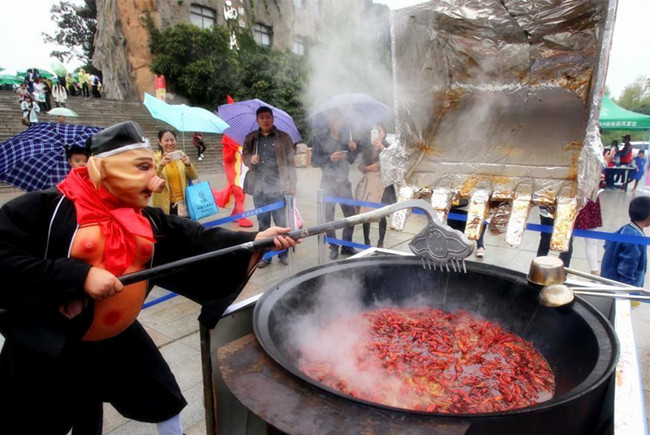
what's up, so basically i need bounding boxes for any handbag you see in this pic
[243,140,258,195]
[242,169,255,195]
[21,109,31,127]
[185,180,219,220]
[293,199,304,229]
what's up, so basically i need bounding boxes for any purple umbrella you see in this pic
[217,99,302,145]
[0,122,102,191]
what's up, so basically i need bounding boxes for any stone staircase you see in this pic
[0,90,225,191]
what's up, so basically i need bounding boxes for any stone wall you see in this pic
[92,0,369,101]
[94,0,160,100]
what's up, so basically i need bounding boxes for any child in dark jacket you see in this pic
[601,196,650,287]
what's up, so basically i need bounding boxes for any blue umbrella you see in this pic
[309,93,391,131]
[143,93,229,134]
[0,122,102,191]
[217,99,302,145]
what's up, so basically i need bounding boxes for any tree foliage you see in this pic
[43,1,98,73]
[145,20,309,136]
[146,20,240,108]
[616,76,650,116]
[601,76,650,145]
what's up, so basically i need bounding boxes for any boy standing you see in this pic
[601,196,650,287]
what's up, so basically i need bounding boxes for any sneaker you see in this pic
[364,239,371,246]
[237,217,254,227]
[257,259,271,268]
[279,256,289,265]
[475,247,485,258]
[340,247,359,256]
[329,246,339,260]
[198,156,203,161]
[200,153,205,159]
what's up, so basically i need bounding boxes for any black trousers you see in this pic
[253,191,286,231]
[194,141,206,158]
[0,321,186,434]
[536,215,573,267]
[322,179,355,245]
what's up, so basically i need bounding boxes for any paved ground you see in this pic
[0,165,648,434]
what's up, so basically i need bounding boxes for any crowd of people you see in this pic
[14,68,102,126]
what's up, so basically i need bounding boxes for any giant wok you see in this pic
[254,257,618,435]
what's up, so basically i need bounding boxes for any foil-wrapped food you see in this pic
[382,0,616,251]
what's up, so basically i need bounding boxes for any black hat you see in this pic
[87,121,151,157]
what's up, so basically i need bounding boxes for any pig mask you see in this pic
[85,121,165,209]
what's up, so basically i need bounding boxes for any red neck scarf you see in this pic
[57,167,155,276]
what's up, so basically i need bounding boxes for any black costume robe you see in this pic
[0,189,257,433]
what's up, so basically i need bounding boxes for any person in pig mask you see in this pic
[0,121,296,434]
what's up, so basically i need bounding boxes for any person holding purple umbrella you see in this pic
[242,106,297,268]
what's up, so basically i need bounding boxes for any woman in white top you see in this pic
[52,81,68,107]
[20,94,40,126]
[32,78,46,112]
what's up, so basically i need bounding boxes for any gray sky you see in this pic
[0,0,648,99]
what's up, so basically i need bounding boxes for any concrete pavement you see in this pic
[0,165,647,433]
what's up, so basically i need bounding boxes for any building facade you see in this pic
[93,0,374,100]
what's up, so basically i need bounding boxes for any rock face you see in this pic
[93,0,158,100]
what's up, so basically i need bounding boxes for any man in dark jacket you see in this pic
[242,106,297,267]
[0,121,296,435]
[311,109,360,259]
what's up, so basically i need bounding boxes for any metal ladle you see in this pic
[538,283,650,308]
[529,256,650,307]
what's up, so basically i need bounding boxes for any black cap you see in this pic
[87,121,151,157]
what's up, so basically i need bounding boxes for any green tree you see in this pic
[146,20,240,108]
[145,21,309,137]
[616,76,650,115]
[235,33,309,135]
[601,77,650,146]
[42,1,98,73]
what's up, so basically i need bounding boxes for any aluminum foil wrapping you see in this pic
[551,197,579,252]
[430,187,454,223]
[386,0,617,248]
[391,185,417,231]
[465,189,490,240]
[489,202,511,235]
[506,190,532,247]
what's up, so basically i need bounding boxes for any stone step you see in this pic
[0,90,229,191]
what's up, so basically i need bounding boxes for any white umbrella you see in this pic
[47,108,79,118]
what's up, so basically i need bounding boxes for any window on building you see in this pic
[190,4,216,29]
[292,36,306,55]
[254,23,273,47]
[293,0,304,8]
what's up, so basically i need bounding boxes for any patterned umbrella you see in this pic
[0,122,102,191]
[217,99,302,145]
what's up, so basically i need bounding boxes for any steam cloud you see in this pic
[305,2,393,132]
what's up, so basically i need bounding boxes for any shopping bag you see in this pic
[293,200,304,229]
[185,180,218,220]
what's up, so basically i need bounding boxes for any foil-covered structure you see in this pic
[383,0,617,251]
